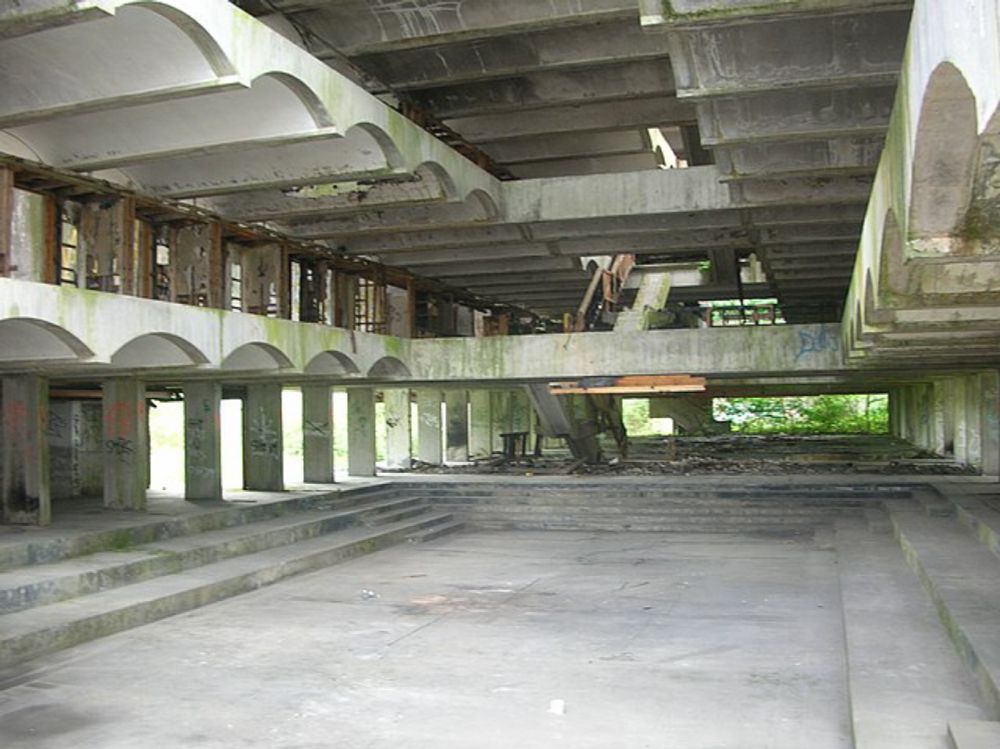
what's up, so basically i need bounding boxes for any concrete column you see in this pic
[930,381,948,455]
[416,389,443,465]
[78,402,104,496]
[469,390,492,458]
[445,390,469,462]
[953,377,969,465]
[915,384,932,451]
[302,385,335,483]
[490,390,514,453]
[980,371,1000,478]
[384,389,412,470]
[887,389,901,438]
[2,376,51,525]
[347,388,376,476]
[242,383,283,491]
[49,401,80,501]
[966,374,983,469]
[184,382,222,501]
[102,379,147,511]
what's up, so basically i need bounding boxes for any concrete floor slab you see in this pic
[0,530,850,748]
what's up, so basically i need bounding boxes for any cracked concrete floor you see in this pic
[0,530,850,748]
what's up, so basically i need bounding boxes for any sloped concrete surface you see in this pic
[0,530,850,748]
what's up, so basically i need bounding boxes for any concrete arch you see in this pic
[909,62,979,238]
[415,161,459,201]
[222,342,294,372]
[251,71,334,129]
[0,2,234,125]
[465,189,501,221]
[863,268,893,325]
[19,73,337,172]
[878,209,911,300]
[111,333,209,369]
[367,356,411,379]
[346,122,406,172]
[305,350,361,376]
[126,2,237,77]
[0,318,93,362]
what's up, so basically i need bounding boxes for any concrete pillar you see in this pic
[2,376,51,524]
[49,401,80,501]
[102,379,148,511]
[953,378,969,465]
[980,371,1000,478]
[445,390,469,462]
[490,391,514,453]
[347,388,376,476]
[887,389,901,438]
[78,402,104,496]
[966,374,983,469]
[469,390,492,458]
[416,389,443,465]
[242,383,283,491]
[930,380,948,455]
[302,385,334,483]
[184,382,222,501]
[915,384,932,451]
[384,389,412,470]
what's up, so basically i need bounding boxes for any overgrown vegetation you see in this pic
[713,394,889,434]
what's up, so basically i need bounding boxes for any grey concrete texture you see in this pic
[0,529,852,748]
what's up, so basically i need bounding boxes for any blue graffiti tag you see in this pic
[796,326,838,360]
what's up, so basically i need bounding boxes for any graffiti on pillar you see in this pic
[105,436,134,459]
[103,400,143,436]
[186,416,206,464]
[249,407,280,461]
[795,326,838,360]
[46,410,68,439]
[304,419,330,439]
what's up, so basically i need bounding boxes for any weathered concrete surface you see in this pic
[0,530,851,748]
[409,323,843,381]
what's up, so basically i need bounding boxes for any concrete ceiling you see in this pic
[1,0,914,324]
[234,0,913,323]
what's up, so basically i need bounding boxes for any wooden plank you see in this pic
[549,374,706,395]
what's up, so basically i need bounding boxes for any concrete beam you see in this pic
[349,21,669,89]
[445,96,696,142]
[667,10,910,98]
[284,0,638,55]
[411,60,676,119]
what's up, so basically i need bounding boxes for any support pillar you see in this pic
[966,374,983,469]
[302,385,335,483]
[469,390,493,458]
[347,388,376,476]
[2,376,50,524]
[384,389,412,470]
[416,389,443,465]
[242,383,283,491]
[184,382,222,501]
[953,378,969,465]
[444,390,469,462]
[102,379,147,511]
[931,381,948,455]
[490,391,514,454]
[980,371,1000,478]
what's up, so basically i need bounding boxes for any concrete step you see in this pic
[887,502,1000,717]
[835,518,986,749]
[406,519,464,544]
[435,501,840,518]
[946,489,1000,563]
[467,517,822,533]
[0,495,427,615]
[0,510,457,669]
[949,721,1000,748]
[0,484,410,572]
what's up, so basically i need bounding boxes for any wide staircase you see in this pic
[426,480,915,534]
[835,482,1000,748]
[0,484,459,670]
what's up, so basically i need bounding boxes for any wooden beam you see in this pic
[549,375,707,395]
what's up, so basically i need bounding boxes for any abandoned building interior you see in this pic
[0,0,999,746]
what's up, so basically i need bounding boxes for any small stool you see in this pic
[499,431,529,461]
